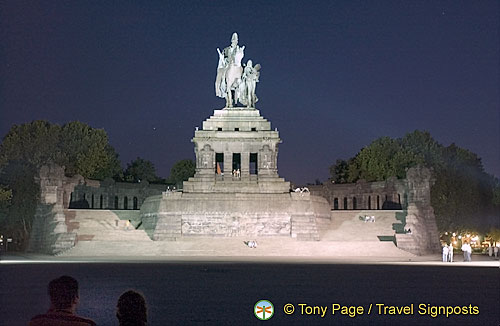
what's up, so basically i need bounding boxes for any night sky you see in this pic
[1,1,498,184]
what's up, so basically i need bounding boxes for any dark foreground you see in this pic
[0,262,498,325]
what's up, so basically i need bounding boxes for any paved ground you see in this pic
[1,253,499,325]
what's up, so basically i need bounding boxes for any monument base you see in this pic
[140,191,331,241]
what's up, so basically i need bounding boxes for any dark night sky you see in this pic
[1,1,498,184]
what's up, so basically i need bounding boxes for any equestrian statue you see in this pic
[215,33,260,108]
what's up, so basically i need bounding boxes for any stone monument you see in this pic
[28,164,76,254]
[395,166,441,254]
[140,33,331,241]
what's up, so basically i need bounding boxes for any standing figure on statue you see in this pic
[242,59,260,108]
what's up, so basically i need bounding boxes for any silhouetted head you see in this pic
[117,290,147,326]
[48,275,79,310]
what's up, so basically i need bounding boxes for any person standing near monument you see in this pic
[461,242,472,262]
[461,242,468,261]
[467,243,472,261]
[29,275,96,326]
[442,244,449,262]
[448,243,454,262]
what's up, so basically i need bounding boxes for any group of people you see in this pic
[245,240,258,248]
[232,168,241,178]
[487,244,499,258]
[441,243,455,262]
[29,275,147,326]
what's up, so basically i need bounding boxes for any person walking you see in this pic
[461,242,469,262]
[494,245,499,259]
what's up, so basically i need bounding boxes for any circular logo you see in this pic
[254,300,274,320]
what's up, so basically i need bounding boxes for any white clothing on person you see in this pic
[448,244,454,262]
[461,243,472,262]
[442,245,449,262]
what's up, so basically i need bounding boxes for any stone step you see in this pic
[61,238,415,257]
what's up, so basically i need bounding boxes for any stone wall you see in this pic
[28,165,76,254]
[28,164,167,254]
[309,166,441,255]
[140,191,331,241]
[309,177,407,211]
[68,178,166,210]
[395,166,441,254]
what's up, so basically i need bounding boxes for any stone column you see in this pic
[241,152,250,180]
[224,152,232,176]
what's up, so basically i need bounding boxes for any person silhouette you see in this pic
[116,290,148,326]
[29,275,96,326]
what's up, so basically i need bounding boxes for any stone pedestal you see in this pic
[141,191,330,241]
[185,108,286,192]
[142,107,331,241]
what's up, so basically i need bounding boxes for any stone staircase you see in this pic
[58,209,415,259]
[321,210,402,241]
[62,209,157,256]
[152,214,182,241]
[291,215,320,241]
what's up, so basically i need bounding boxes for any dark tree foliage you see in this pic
[124,157,160,183]
[0,120,62,169]
[329,159,350,183]
[167,159,195,188]
[59,121,122,179]
[0,120,123,248]
[0,161,38,250]
[0,120,122,180]
[329,130,499,233]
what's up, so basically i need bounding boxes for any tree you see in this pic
[0,120,122,180]
[0,161,38,250]
[329,159,350,183]
[329,130,498,233]
[123,157,159,183]
[0,120,62,169]
[431,144,495,233]
[0,120,124,249]
[59,121,122,179]
[167,159,195,187]
[0,186,12,209]
[346,137,419,182]
[488,228,500,245]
